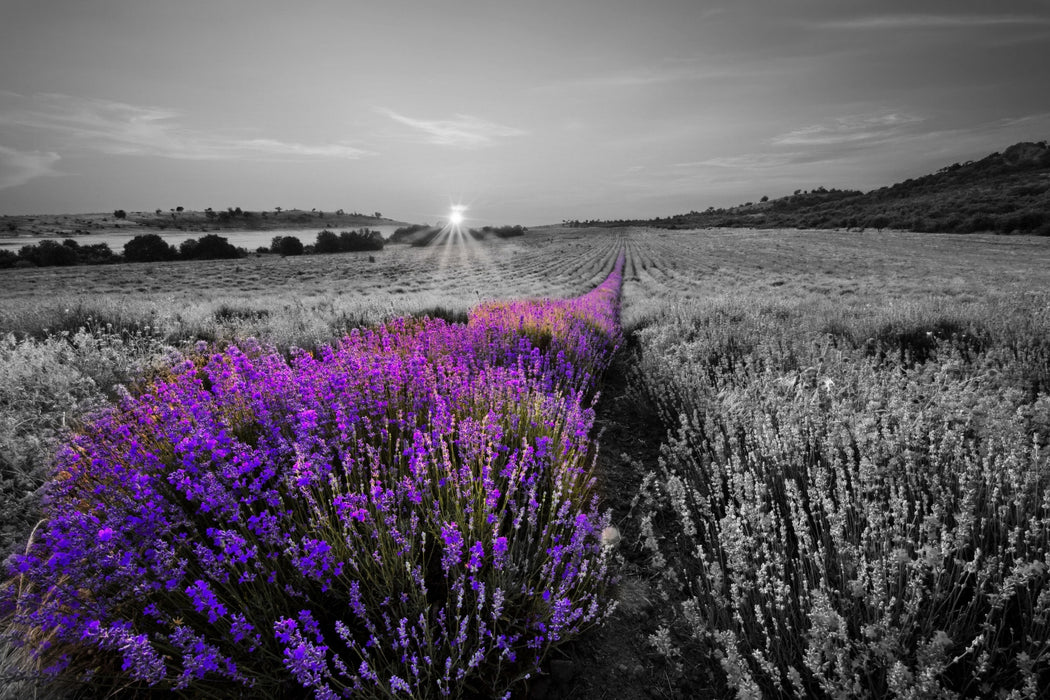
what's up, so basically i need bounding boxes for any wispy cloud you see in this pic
[772,112,925,147]
[0,92,372,160]
[536,58,777,93]
[0,144,60,189]
[812,14,1050,31]
[679,153,799,170]
[542,67,726,91]
[379,109,526,148]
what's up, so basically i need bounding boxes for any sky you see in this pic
[1,0,1049,226]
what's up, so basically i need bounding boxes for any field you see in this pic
[2,226,1050,697]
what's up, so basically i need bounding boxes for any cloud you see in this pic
[536,59,775,93]
[772,112,925,147]
[680,153,798,170]
[379,109,526,147]
[812,14,1050,31]
[0,144,60,189]
[0,92,372,161]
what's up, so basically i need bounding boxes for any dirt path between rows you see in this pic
[523,340,717,700]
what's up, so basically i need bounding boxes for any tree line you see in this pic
[0,228,387,269]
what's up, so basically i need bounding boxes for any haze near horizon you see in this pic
[1,0,1049,226]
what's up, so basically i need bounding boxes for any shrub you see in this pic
[0,324,174,559]
[631,299,1050,697]
[77,242,118,265]
[123,234,177,263]
[17,240,79,267]
[337,229,384,252]
[270,235,305,257]
[314,229,342,254]
[3,256,627,697]
[180,234,243,261]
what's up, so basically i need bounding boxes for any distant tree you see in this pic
[176,206,184,213]
[314,229,342,254]
[113,209,127,219]
[0,249,18,269]
[868,215,891,232]
[19,239,79,267]
[182,234,242,260]
[274,206,283,215]
[179,238,199,259]
[270,235,304,257]
[124,234,177,263]
[78,242,117,265]
[155,208,163,215]
[760,195,769,203]
[338,229,384,251]
[374,211,382,219]
[481,225,527,238]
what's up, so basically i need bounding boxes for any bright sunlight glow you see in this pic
[449,206,466,226]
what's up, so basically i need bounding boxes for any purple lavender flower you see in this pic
[5,251,626,697]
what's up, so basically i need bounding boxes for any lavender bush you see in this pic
[631,295,1050,697]
[3,255,625,697]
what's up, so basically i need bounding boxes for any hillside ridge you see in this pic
[571,141,1050,235]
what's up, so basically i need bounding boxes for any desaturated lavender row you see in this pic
[3,253,625,698]
[630,295,1050,697]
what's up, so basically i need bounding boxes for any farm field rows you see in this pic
[619,227,1050,327]
[3,226,1050,697]
[616,227,1050,698]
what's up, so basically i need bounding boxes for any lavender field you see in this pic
[2,227,1050,698]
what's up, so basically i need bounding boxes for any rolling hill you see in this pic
[573,141,1050,235]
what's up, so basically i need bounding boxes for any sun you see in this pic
[449,205,466,226]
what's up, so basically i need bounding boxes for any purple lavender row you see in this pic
[4,252,626,698]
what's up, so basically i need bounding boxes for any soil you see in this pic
[521,341,719,700]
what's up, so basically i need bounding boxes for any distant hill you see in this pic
[1,208,407,239]
[573,141,1050,235]
[132,207,404,232]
